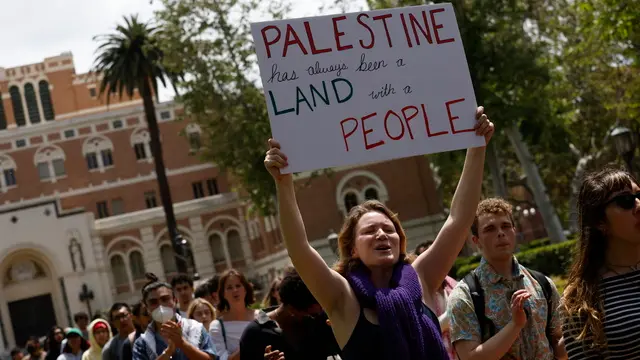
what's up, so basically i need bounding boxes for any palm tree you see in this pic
[93,15,188,273]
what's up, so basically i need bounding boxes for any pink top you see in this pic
[433,276,458,360]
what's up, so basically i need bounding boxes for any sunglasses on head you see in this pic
[606,192,640,210]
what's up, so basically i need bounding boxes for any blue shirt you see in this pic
[132,314,217,360]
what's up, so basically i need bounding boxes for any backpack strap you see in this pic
[218,318,228,350]
[463,270,497,342]
[527,268,555,349]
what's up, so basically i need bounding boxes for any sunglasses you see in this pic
[606,192,640,210]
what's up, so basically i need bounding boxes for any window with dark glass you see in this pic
[101,149,113,167]
[112,119,123,129]
[344,193,358,212]
[188,132,201,150]
[192,182,205,199]
[89,88,97,98]
[24,83,41,124]
[9,86,25,127]
[15,139,26,148]
[364,188,379,200]
[86,153,99,170]
[0,92,7,130]
[39,81,55,121]
[97,201,109,218]
[144,191,157,209]
[134,143,147,160]
[4,169,16,187]
[160,111,171,120]
[64,129,75,138]
[206,178,219,196]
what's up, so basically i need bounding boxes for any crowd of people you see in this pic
[9,106,640,359]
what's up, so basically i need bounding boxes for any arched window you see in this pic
[24,84,41,124]
[130,128,152,161]
[34,145,66,182]
[0,92,7,130]
[364,188,379,201]
[209,234,226,265]
[227,230,244,261]
[160,244,178,275]
[82,136,114,171]
[160,240,196,276]
[110,255,129,287]
[344,192,358,213]
[9,86,25,127]
[0,154,17,192]
[186,123,202,151]
[39,80,55,121]
[129,251,146,280]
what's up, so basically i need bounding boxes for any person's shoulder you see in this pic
[101,338,113,353]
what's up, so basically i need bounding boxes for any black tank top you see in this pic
[340,304,442,360]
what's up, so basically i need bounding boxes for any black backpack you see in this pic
[463,267,554,348]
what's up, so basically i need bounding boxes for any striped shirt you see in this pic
[563,270,640,359]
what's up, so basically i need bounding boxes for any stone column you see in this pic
[140,227,165,280]
[91,235,114,309]
[189,216,215,279]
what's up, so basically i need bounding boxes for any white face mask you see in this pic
[151,305,174,324]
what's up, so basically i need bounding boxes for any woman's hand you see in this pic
[264,139,293,184]
[264,345,285,360]
[474,106,494,144]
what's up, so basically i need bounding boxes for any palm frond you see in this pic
[91,14,183,105]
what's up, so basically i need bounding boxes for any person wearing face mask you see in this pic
[83,320,113,360]
[132,273,217,360]
[24,337,47,360]
[239,267,341,360]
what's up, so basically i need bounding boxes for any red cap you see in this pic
[93,321,108,331]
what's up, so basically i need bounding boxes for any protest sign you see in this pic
[251,3,484,174]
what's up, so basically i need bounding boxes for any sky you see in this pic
[0,0,366,101]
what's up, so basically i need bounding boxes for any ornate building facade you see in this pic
[0,53,445,350]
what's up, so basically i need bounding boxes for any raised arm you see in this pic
[413,107,493,295]
[264,140,351,315]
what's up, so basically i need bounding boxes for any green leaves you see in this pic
[155,0,289,215]
[92,15,182,104]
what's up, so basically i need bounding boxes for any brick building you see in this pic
[0,53,445,350]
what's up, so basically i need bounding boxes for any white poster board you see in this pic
[251,3,484,174]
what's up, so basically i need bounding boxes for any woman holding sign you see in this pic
[264,106,493,360]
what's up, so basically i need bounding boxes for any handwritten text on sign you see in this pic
[251,3,484,174]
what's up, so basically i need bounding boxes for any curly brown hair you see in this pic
[471,198,514,236]
[562,167,637,351]
[333,200,411,276]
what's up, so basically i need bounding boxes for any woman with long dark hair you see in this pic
[264,107,493,359]
[44,326,65,360]
[562,167,640,359]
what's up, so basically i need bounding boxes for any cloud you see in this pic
[0,0,366,101]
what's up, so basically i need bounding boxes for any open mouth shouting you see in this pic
[375,243,392,253]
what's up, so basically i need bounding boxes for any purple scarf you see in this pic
[347,262,448,360]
